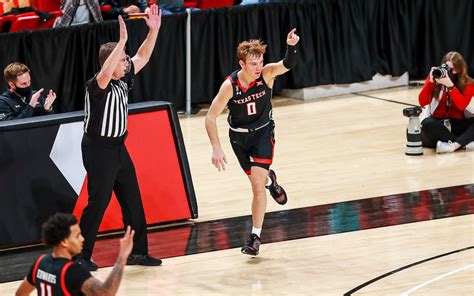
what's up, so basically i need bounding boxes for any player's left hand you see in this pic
[212,147,227,172]
[287,28,300,46]
[145,4,162,32]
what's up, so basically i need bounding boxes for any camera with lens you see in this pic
[403,106,423,156]
[403,106,422,118]
[432,63,453,80]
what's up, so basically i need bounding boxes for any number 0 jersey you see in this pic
[226,70,273,129]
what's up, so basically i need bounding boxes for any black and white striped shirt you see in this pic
[84,63,135,137]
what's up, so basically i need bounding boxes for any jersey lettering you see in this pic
[37,269,57,284]
[232,90,266,105]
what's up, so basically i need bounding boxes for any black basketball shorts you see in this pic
[228,121,275,175]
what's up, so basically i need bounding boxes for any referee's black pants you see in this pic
[80,133,148,260]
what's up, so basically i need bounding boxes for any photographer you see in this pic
[418,51,474,153]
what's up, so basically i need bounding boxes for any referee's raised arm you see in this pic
[97,15,128,89]
[132,4,162,74]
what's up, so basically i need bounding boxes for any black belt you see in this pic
[85,131,128,144]
[229,121,270,133]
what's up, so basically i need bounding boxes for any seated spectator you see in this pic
[0,63,56,121]
[158,0,182,15]
[240,0,273,4]
[100,0,147,20]
[418,51,474,153]
[239,0,295,4]
[0,1,15,16]
[1,0,51,19]
[54,0,103,27]
[1,0,52,32]
[158,0,198,15]
[1,0,29,15]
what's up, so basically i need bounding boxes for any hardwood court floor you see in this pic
[1,215,471,295]
[181,86,474,222]
[0,85,473,295]
[101,216,474,296]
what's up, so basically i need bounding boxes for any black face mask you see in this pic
[451,73,459,84]
[14,85,32,98]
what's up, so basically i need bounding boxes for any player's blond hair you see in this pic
[237,39,267,62]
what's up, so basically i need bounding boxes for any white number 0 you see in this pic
[247,102,257,115]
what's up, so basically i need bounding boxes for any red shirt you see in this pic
[418,76,474,119]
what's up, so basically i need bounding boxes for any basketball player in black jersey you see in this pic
[16,213,133,296]
[205,29,300,256]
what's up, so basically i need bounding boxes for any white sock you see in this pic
[252,227,262,237]
[266,176,272,187]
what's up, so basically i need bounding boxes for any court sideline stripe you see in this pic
[343,246,474,295]
[352,92,418,107]
[401,264,474,295]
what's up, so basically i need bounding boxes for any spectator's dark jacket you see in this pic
[0,90,53,121]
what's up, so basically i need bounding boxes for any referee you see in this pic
[78,6,162,271]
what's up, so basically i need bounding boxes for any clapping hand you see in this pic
[29,88,43,108]
[44,90,56,111]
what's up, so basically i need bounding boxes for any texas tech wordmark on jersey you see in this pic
[226,70,273,129]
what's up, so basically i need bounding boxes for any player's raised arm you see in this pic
[263,28,300,82]
[81,227,134,296]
